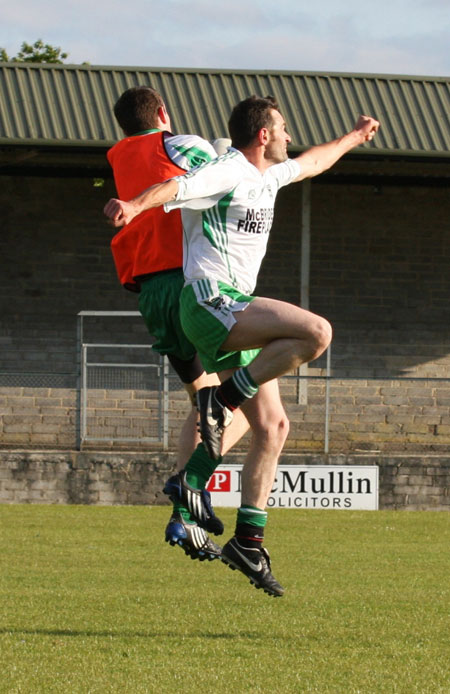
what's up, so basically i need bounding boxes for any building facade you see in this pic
[0,64,449,507]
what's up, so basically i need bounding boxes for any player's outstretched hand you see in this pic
[354,115,380,143]
[103,198,138,227]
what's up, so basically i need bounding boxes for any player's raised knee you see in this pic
[307,316,332,360]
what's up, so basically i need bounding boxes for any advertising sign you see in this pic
[207,465,379,511]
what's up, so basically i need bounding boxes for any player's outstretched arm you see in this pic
[293,115,380,182]
[104,179,179,227]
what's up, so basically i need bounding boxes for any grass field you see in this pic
[1,504,449,694]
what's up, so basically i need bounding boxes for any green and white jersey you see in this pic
[164,149,301,294]
[163,133,217,170]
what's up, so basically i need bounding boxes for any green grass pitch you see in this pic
[1,505,449,693]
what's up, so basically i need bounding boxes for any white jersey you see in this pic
[162,132,217,170]
[164,149,301,294]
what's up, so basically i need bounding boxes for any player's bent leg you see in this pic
[221,296,332,354]
[220,297,332,385]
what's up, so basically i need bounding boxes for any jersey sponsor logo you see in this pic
[237,207,274,234]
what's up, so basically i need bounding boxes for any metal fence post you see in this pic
[163,356,169,451]
[324,345,331,454]
[75,313,83,450]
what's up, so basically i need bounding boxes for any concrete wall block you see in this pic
[56,435,76,446]
[391,473,412,488]
[8,395,35,412]
[408,397,436,407]
[3,414,41,426]
[414,416,443,427]
[87,399,119,409]
[394,465,421,476]
[31,423,61,434]
[360,405,392,416]
[102,416,136,428]
[42,415,74,427]
[29,479,55,494]
[30,434,60,445]
[88,408,122,418]
[3,423,34,434]
[328,423,354,434]
[355,415,387,425]
[426,466,450,476]
[354,397,385,407]
[381,395,409,406]
[346,386,381,397]
[406,494,443,507]
[9,409,42,420]
[134,392,159,402]
[35,397,64,408]
[302,415,327,426]
[328,400,356,411]
[330,414,359,424]
[3,477,20,491]
[374,424,402,434]
[407,433,440,443]
[42,410,75,421]
[117,399,146,409]
[402,423,432,434]
[436,398,450,406]
[385,414,417,424]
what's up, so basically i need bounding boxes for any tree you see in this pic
[0,39,68,64]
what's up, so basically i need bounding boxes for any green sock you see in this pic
[235,505,268,547]
[185,443,222,490]
[236,505,268,529]
[172,503,192,523]
[172,444,222,522]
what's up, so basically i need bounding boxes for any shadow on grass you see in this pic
[1,627,265,640]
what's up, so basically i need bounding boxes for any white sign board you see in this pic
[207,465,379,511]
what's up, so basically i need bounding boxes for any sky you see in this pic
[2,0,449,77]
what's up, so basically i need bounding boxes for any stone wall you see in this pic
[0,450,448,511]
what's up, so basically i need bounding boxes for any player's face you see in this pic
[265,110,291,164]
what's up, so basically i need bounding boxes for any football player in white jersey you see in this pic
[107,86,250,563]
[105,95,379,596]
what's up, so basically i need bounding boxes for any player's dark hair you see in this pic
[113,86,165,136]
[228,95,280,149]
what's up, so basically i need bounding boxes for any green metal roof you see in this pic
[0,63,449,159]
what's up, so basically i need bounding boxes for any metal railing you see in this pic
[76,311,169,449]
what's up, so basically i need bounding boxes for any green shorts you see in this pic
[138,269,196,361]
[180,279,260,374]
